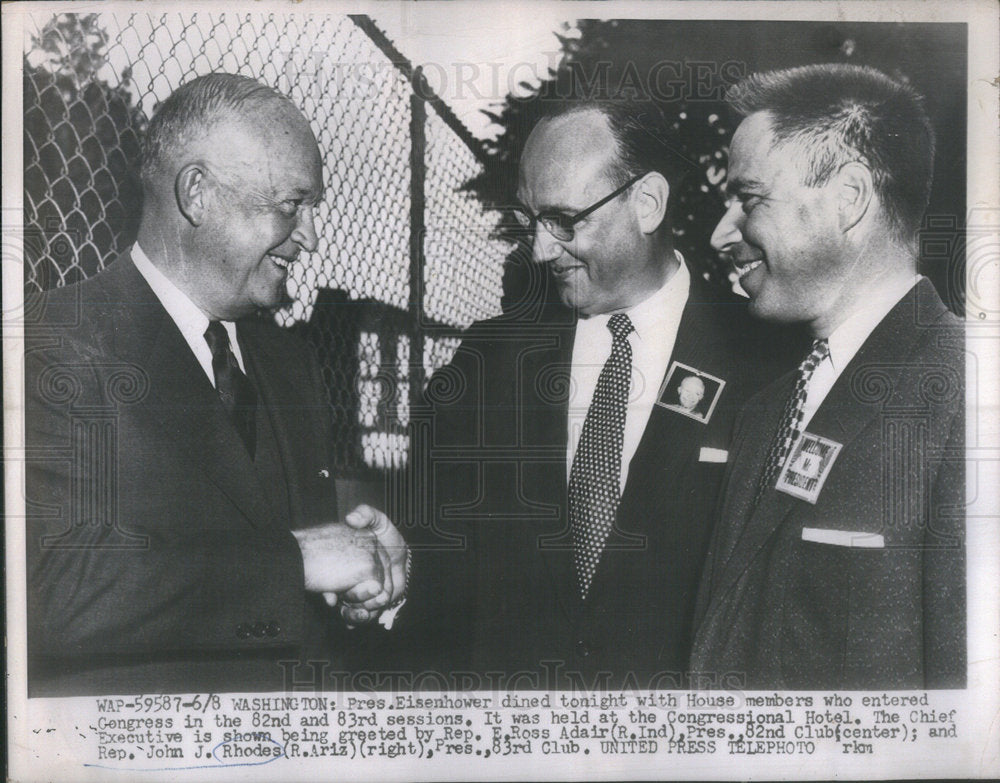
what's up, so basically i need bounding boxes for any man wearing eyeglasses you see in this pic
[416,98,801,686]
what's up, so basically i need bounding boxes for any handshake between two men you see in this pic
[24,73,417,695]
[293,505,409,627]
[24,66,964,697]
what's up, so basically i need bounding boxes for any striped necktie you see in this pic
[756,338,830,503]
[204,321,257,458]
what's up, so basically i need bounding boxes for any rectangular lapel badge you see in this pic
[775,431,843,504]
[655,361,726,424]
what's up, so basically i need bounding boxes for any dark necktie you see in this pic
[755,338,830,503]
[568,313,634,599]
[204,321,257,458]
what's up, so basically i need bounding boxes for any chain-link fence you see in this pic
[23,11,509,479]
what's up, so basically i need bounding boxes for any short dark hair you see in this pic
[141,73,293,191]
[726,63,935,240]
[541,98,695,190]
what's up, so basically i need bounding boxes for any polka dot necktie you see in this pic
[755,338,830,504]
[568,313,634,599]
[204,321,257,459]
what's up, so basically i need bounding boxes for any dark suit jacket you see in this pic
[690,279,965,689]
[25,255,343,695]
[412,270,802,687]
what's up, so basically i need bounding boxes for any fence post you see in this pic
[409,67,427,407]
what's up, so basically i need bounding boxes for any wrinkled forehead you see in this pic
[517,110,620,207]
[206,110,323,194]
[681,375,705,391]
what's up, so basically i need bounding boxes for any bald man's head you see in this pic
[516,106,677,315]
[138,73,323,320]
[677,375,706,410]
[141,73,311,199]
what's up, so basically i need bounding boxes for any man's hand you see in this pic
[324,505,409,625]
[292,522,385,599]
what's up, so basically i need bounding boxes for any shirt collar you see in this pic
[130,242,239,349]
[827,275,922,372]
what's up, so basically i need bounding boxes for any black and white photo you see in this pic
[5,1,997,780]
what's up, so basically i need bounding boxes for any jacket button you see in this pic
[236,623,251,639]
[265,622,281,637]
[576,640,590,658]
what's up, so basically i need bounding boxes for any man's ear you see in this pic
[175,164,208,226]
[835,161,874,233]
[634,171,670,235]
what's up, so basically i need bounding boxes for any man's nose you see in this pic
[710,200,744,255]
[531,222,563,264]
[292,206,319,253]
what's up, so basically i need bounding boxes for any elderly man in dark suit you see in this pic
[415,98,799,687]
[25,73,406,695]
[691,64,965,689]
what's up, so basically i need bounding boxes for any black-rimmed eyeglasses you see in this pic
[512,172,646,242]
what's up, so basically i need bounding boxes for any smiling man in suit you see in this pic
[25,73,406,695]
[417,98,799,687]
[691,64,965,689]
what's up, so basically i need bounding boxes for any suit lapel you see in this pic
[622,276,730,501]
[710,281,943,600]
[590,278,722,600]
[710,368,794,579]
[800,279,950,448]
[525,313,581,619]
[106,256,272,528]
[239,320,312,527]
[712,412,798,598]
[587,274,729,601]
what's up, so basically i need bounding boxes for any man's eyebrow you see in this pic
[514,205,572,224]
[726,176,763,194]
[532,201,580,216]
[514,191,578,215]
[274,185,322,203]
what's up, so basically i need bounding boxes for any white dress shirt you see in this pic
[131,243,245,384]
[800,275,923,432]
[567,255,690,491]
